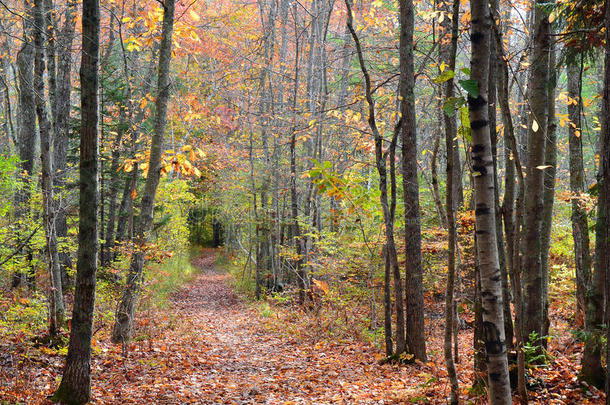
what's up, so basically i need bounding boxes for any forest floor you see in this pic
[1,249,607,404]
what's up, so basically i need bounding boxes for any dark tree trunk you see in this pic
[53,0,77,285]
[540,47,557,340]
[521,0,551,349]
[492,13,528,401]
[383,244,393,357]
[468,0,512,402]
[51,0,100,400]
[440,0,460,399]
[567,62,591,328]
[13,0,36,289]
[399,0,427,362]
[581,0,609,384]
[430,131,447,228]
[101,107,125,266]
[112,0,176,344]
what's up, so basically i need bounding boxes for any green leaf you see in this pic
[443,96,465,117]
[433,69,455,84]
[459,106,470,129]
[458,79,479,98]
[460,68,471,75]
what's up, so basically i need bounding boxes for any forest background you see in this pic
[0,0,608,403]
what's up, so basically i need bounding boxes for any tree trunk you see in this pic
[112,0,175,344]
[581,0,609,386]
[101,106,125,266]
[487,10,513,351]
[440,0,460,399]
[521,0,551,349]
[383,243,393,357]
[492,14,528,401]
[399,0,427,362]
[430,131,447,228]
[567,62,591,327]
[53,0,77,285]
[467,0,512,402]
[540,47,557,340]
[34,0,65,335]
[13,0,36,289]
[51,0,100,400]
[345,0,406,356]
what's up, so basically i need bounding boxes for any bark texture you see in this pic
[440,0,460,399]
[53,0,77,281]
[34,0,64,334]
[51,0,100,400]
[567,63,591,327]
[399,0,427,361]
[582,0,609,388]
[540,47,557,339]
[468,0,511,402]
[521,0,550,348]
[13,0,36,288]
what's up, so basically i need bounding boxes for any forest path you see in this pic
[94,249,407,404]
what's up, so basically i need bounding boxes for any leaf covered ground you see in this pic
[0,250,606,404]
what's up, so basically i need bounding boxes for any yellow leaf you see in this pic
[536,165,553,170]
[189,10,200,22]
[532,119,539,132]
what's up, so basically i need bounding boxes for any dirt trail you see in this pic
[89,250,400,404]
[4,250,599,404]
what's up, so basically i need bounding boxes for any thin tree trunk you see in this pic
[102,106,126,266]
[580,67,608,392]
[487,10,513,351]
[440,0,460,399]
[53,0,77,284]
[431,131,447,228]
[51,0,100,399]
[34,0,64,335]
[567,62,591,328]
[492,14,528,402]
[288,2,305,304]
[540,46,557,340]
[383,243,393,357]
[468,0,511,402]
[345,0,406,357]
[112,0,175,344]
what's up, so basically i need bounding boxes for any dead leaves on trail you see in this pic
[1,250,606,404]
